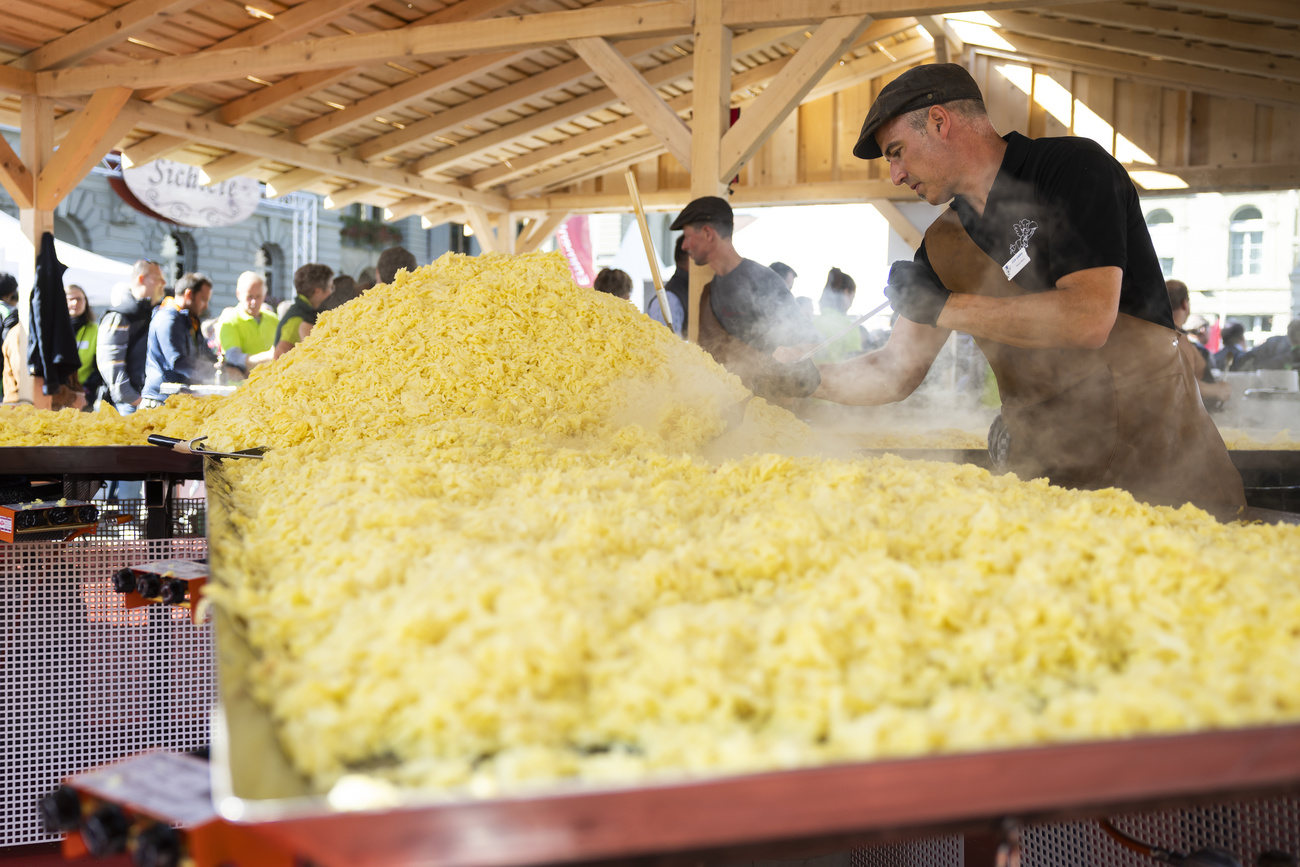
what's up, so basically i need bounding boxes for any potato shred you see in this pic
[3,252,1299,798]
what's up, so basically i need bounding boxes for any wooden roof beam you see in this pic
[987,10,1300,83]
[224,0,524,128]
[715,0,1106,28]
[1034,3,1300,57]
[36,86,135,210]
[504,30,931,197]
[130,100,510,210]
[0,66,36,97]
[718,15,874,181]
[570,37,693,171]
[38,0,695,98]
[971,29,1300,107]
[516,211,569,253]
[353,29,688,162]
[139,0,380,102]
[0,133,34,209]
[464,205,500,253]
[406,26,799,178]
[121,133,190,168]
[324,182,382,209]
[1159,0,1300,27]
[871,200,923,248]
[508,179,907,212]
[13,0,207,72]
[383,195,434,222]
[1127,163,1300,193]
[265,167,327,197]
[199,152,265,185]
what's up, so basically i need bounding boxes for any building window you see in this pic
[1145,208,1174,226]
[1158,257,1174,277]
[1228,205,1264,278]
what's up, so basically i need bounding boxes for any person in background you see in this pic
[97,259,165,413]
[795,296,815,319]
[218,271,279,377]
[648,236,688,336]
[769,262,797,290]
[1166,279,1229,410]
[274,264,334,359]
[593,268,633,300]
[1,302,22,404]
[0,272,17,321]
[1233,319,1300,372]
[811,267,865,362]
[1214,322,1248,371]
[142,272,219,408]
[355,266,377,294]
[377,246,418,286]
[65,285,102,408]
[318,274,359,313]
[674,195,821,399]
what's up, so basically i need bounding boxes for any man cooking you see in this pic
[776,63,1243,509]
[673,195,821,400]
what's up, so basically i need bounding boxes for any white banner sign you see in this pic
[123,158,261,228]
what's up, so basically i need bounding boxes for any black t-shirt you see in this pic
[917,132,1175,330]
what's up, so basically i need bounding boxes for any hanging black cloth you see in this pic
[26,232,78,395]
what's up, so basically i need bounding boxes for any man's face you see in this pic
[139,264,165,304]
[65,288,87,319]
[680,224,714,266]
[187,285,212,320]
[238,280,265,317]
[875,111,954,206]
[309,284,333,308]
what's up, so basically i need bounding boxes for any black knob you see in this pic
[81,804,130,858]
[159,579,188,605]
[15,511,37,529]
[48,507,72,525]
[78,505,99,523]
[134,823,182,867]
[112,569,138,594]
[135,573,162,598]
[38,786,82,833]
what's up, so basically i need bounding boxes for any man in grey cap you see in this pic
[672,195,821,399]
[776,62,1242,508]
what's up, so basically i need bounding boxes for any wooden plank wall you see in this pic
[580,50,1300,202]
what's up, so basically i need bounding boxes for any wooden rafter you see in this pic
[1125,163,1300,193]
[13,0,206,71]
[36,86,134,210]
[128,101,510,211]
[1159,0,1300,27]
[383,195,433,222]
[516,211,569,253]
[265,167,326,197]
[354,30,683,162]
[31,0,1102,98]
[570,36,693,170]
[121,133,189,168]
[225,0,524,129]
[37,1,696,98]
[199,152,264,185]
[1034,3,1300,57]
[508,179,905,213]
[988,10,1300,83]
[871,200,923,248]
[324,182,382,209]
[139,0,380,102]
[465,205,499,253]
[0,133,34,209]
[972,27,1300,106]
[718,15,874,181]
[0,65,37,97]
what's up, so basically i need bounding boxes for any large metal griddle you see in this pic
[0,445,204,479]
[205,462,1300,867]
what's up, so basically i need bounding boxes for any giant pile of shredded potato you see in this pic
[3,251,1300,798]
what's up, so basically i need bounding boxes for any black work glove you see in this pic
[885,260,951,327]
[751,358,821,400]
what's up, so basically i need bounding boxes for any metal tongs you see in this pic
[147,435,267,460]
[795,299,891,362]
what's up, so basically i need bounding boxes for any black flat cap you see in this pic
[670,196,733,231]
[852,63,984,160]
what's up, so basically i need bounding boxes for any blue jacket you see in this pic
[143,301,216,401]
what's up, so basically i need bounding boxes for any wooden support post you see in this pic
[498,212,517,254]
[465,206,499,253]
[36,87,134,211]
[19,95,55,407]
[687,0,731,344]
[0,133,34,209]
[516,212,569,253]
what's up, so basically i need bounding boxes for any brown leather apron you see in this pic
[924,209,1245,509]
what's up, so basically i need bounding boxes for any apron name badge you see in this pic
[1003,246,1030,280]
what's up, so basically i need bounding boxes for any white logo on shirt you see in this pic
[1010,219,1038,255]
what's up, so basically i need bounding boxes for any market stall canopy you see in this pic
[0,0,1296,250]
[0,209,131,308]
